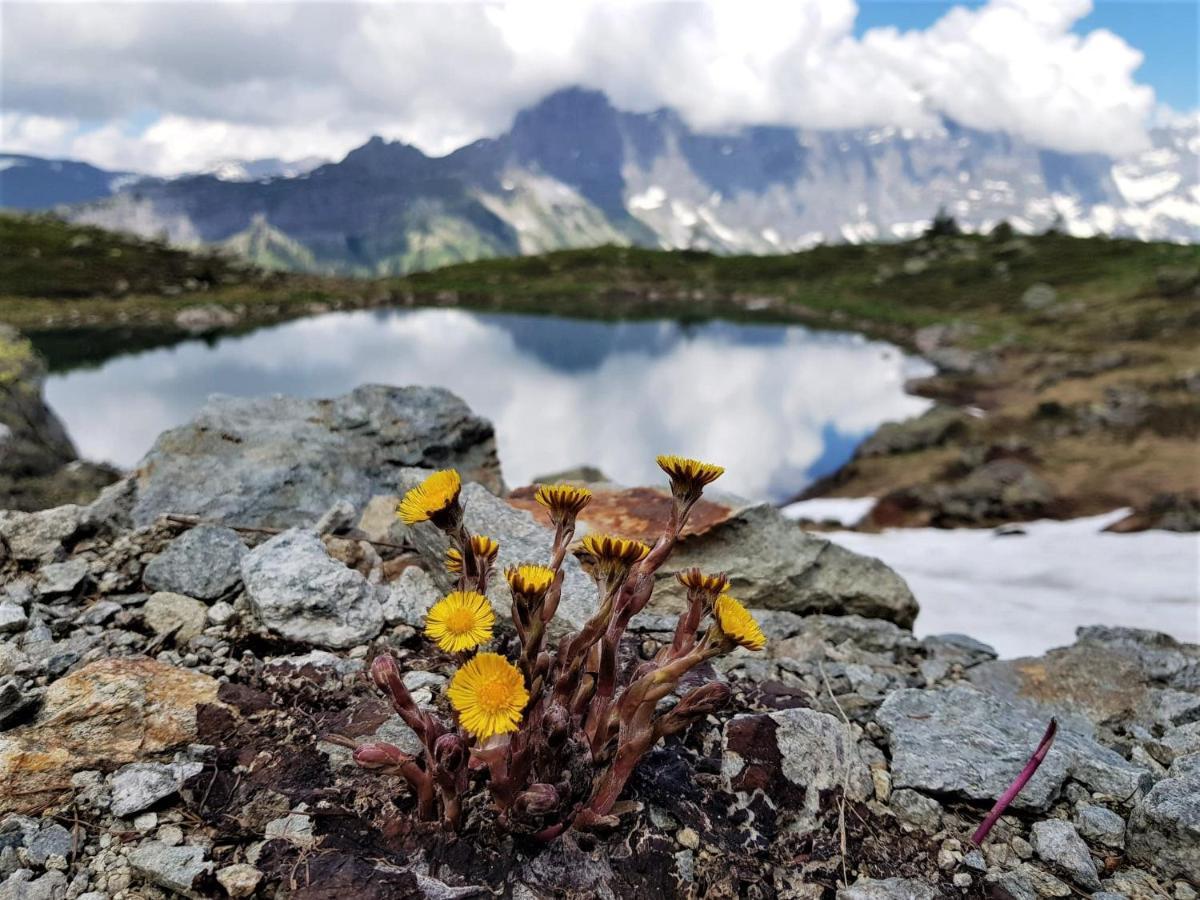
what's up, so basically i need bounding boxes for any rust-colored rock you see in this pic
[0,657,225,814]
[508,484,732,543]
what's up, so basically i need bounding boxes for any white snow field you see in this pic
[783,503,1200,658]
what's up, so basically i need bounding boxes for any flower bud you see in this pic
[433,733,467,772]
[674,680,731,718]
[370,654,403,693]
[513,783,560,818]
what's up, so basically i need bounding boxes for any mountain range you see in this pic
[3,88,1197,275]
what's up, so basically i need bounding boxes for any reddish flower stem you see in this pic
[970,718,1058,846]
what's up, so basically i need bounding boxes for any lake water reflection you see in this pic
[45,308,933,501]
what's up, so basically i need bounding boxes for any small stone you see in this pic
[207,602,235,626]
[216,863,262,898]
[380,566,438,628]
[0,679,39,729]
[143,526,246,601]
[264,813,314,849]
[128,841,211,896]
[962,849,986,872]
[1031,820,1101,890]
[676,827,700,849]
[132,812,157,833]
[1075,803,1125,848]
[1023,864,1072,898]
[952,873,972,888]
[25,823,72,866]
[890,789,942,833]
[0,606,26,635]
[156,824,183,847]
[74,601,121,626]
[142,593,209,645]
[108,761,203,817]
[986,868,1037,900]
[0,869,68,900]
[36,559,89,597]
[241,530,385,648]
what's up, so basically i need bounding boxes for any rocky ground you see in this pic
[0,385,1196,899]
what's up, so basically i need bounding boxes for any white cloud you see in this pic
[1,0,1160,174]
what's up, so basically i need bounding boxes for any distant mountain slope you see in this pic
[0,154,137,210]
[45,89,1200,274]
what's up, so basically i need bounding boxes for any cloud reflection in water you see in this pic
[45,308,932,501]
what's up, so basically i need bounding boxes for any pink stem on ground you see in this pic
[970,718,1058,846]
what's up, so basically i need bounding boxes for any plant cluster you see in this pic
[343,456,765,838]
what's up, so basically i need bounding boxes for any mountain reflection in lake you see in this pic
[45,309,933,502]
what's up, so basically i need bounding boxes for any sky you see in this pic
[1,0,1196,176]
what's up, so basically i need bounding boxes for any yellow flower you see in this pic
[398,469,462,527]
[505,564,556,601]
[573,533,650,589]
[445,535,500,574]
[448,652,529,740]
[424,591,495,653]
[675,567,729,597]
[534,483,593,525]
[656,454,724,502]
[713,593,766,652]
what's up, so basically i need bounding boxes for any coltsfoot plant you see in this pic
[346,456,765,838]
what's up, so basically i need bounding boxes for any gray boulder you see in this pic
[876,685,1151,811]
[143,526,246,600]
[241,529,385,648]
[662,500,918,626]
[1127,762,1200,880]
[88,384,503,530]
[1030,820,1101,889]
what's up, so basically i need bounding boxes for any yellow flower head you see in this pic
[445,534,500,574]
[448,652,529,740]
[656,454,724,503]
[424,590,495,653]
[675,567,729,598]
[573,533,651,590]
[534,483,593,525]
[505,564,556,602]
[713,593,766,652]
[398,469,462,527]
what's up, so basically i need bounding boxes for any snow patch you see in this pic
[826,511,1199,658]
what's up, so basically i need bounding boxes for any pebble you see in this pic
[216,863,263,898]
[676,827,700,849]
[1031,820,1101,890]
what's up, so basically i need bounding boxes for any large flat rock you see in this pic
[876,684,1152,811]
[510,484,918,626]
[88,384,503,529]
